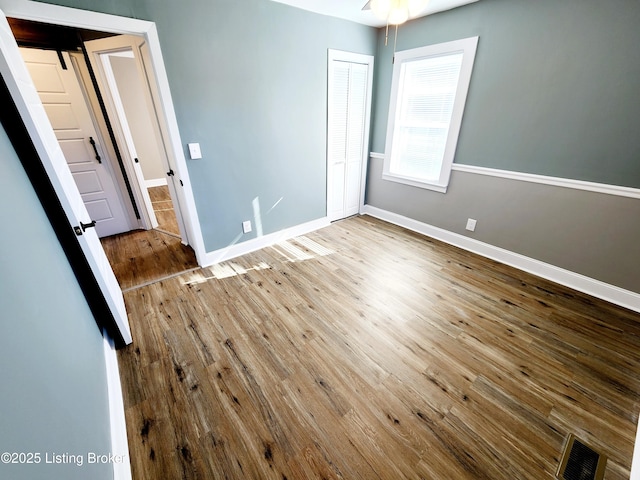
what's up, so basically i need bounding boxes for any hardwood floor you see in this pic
[149,185,180,236]
[117,215,640,479]
[100,185,196,290]
[101,228,197,291]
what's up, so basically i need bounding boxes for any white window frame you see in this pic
[382,36,479,193]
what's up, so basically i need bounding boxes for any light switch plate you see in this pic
[188,143,202,159]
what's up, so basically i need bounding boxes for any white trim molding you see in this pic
[361,205,640,314]
[452,163,640,199]
[369,153,640,199]
[202,217,331,266]
[381,37,479,194]
[632,419,640,480]
[103,331,132,480]
[145,178,168,188]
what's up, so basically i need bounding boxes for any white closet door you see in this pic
[327,51,373,222]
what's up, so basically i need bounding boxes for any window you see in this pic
[382,36,479,192]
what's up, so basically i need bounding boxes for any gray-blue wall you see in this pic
[160,1,376,251]
[0,123,113,479]
[367,0,640,294]
[37,0,377,252]
[31,0,640,293]
[371,0,640,187]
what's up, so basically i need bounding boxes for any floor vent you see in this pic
[556,434,607,480]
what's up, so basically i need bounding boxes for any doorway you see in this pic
[11,18,199,289]
[12,19,184,239]
[83,33,189,239]
[19,47,136,238]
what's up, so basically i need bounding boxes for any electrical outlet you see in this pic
[242,220,252,234]
[466,218,477,232]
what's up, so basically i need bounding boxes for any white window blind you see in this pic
[383,37,479,192]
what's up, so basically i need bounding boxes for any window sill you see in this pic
[381,172,448,193]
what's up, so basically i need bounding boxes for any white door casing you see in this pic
[1,3,200,480]
[0,0,208,330]
[85,34,189,242]
[327,50,374,222]
[0,0,206,338]
[20,47,134,238]
[0,12,132,347]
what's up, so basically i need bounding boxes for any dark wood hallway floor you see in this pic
[149,185,180,237]
[116,215,640,479]
[101,228,198,291]
[101,185,197,291]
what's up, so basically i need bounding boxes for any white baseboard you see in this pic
[145,178,168,188]
[632,420,640,480]
[103,331,132,480]
[202,217,331,267]
[362,205,640,314]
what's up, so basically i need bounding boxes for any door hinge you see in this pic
[167,169,175,177]
[180,179,184,187]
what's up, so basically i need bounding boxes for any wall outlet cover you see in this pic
[242,220,252,233]
[466,218,477,232]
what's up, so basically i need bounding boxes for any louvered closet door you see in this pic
[327,52,373,222]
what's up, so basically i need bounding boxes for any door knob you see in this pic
[80,220,97,232]
[74,220,96,236]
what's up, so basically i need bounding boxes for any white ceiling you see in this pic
[270,0,479,28]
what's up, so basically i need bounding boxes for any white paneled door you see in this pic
[327,50,374,222]
[20,47,133,238]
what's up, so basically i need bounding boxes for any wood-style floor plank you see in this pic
[117,215,640,479]
[149,185,180,236]
[101,228,198,291]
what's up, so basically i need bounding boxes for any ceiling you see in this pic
[270,0,479,28]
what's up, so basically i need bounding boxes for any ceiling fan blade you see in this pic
[362,0,372,11]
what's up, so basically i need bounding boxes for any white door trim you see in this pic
[326,49,374,221]
[0,0,206,263]
[0,9,132,346]
[103,331,132,480]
